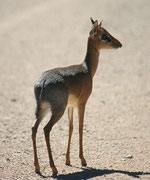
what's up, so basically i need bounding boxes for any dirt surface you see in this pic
[0,0,150,179]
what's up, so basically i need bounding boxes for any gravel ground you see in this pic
[0,0,150,179]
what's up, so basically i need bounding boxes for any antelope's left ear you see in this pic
[90,17,98,29]
[89,18,99,38]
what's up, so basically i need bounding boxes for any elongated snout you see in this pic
[117,41,122,48]
[113,39,122,48]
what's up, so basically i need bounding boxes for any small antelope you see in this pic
[32,18,122,175]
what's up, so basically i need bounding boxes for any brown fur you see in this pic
[31,19,122,175]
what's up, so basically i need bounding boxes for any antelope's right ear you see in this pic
[89,18,98,38]
[90,17,95,25]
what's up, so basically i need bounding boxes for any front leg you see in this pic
[78,103,87,166]
[66,107,74,165]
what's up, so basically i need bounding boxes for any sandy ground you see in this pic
[0,0,150,179]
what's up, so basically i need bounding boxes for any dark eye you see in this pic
[101,34,111,42]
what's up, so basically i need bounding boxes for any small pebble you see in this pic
[11,98,17,102]
[121,155,133,161]
[6,158,10,161]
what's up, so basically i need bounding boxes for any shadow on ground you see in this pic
[37,166,150,180]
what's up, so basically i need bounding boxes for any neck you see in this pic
[83,37,100,78]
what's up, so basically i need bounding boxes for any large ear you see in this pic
[90,17,95,24]
[89,18,98,38]
[99,20,103,27]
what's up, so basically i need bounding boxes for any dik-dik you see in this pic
[32,18,122,175]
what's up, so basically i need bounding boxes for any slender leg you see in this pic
[44,112,64,175]
[65,107,74,165]
[32,104,48,173]
[32,120,41,172]
[78,103,87,166]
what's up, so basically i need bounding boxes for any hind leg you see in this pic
[44,106,66,175]
[32,102,49,172]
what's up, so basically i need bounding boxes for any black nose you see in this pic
[113,41,122,49]
[116,41,122,48]
[119,42,122,48]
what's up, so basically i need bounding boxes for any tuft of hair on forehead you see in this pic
[90,17,103,29]
[90,17,98,28]
[89,18,104,38]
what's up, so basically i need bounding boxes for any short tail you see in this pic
[34,79,46,103]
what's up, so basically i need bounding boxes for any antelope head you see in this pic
[89,17,122,50]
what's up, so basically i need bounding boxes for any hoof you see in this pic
[35,164,40,173]
[82,163,87,167]
[81,158,87,167]
[52,166,58,176]
[65,159,71,166]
